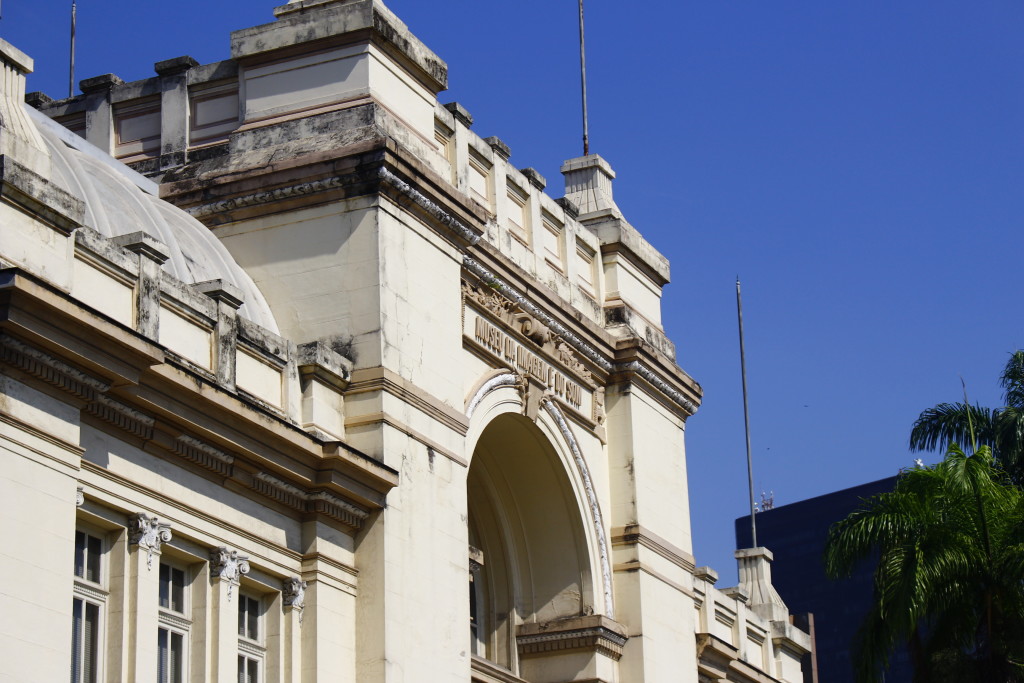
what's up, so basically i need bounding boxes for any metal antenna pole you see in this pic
[577,0,590,156]
[736,278,758,547]
[69,0,76,98]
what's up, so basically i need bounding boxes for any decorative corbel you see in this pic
[283,576,308,622]
[210,547,250,600]
[128,512,172,570]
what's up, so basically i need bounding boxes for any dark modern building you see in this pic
[736,477,914,683]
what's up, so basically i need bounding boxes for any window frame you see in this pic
[506,181,530,245]
[71,527,108,683]
[157,559,192,683]
[237,592,266,683]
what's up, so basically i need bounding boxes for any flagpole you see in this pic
[737,278,758,547]
[69,0,77,98]
[577,0,590,156]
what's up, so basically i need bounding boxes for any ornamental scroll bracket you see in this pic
[128,512,173,570]
[210,547,250,601]
[283,576,308,623]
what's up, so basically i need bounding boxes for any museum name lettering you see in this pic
[474,317,583,409]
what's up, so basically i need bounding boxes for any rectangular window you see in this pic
[157,561,190,683]
[74,530,102,583]
[71,599,100,683]
[157,629,184,683]
[575,240,597,296]
[237,654,260,683]
[71,530,106,683]
[541,214,565,271]
[468,152,492,211]
[237,594,264,683]
[506,182,529,244]
[189,82,240,145]
[159,563,186,613]
[113,97,160,161]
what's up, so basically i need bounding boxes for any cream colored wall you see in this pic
[602,252,664,328]
[0,377,81,682]
[606,386,692,553]
[376,201,465,407]
[1,202,75,290]
[214,199,382,362]
[694,575,811,683]
[356,430,470,683]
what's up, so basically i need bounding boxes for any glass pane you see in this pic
[247,598,258,641]
[158,629,168,683]
[74,532,85,579]
[247,658,258,683]
[171,568,184,613]
[237,655,245,683]
[159,564,170,609]
[238,598,245,637]
[170,632,183,683]
[83,602,99,683]
[71,599,82,683]
[86,535,101,583]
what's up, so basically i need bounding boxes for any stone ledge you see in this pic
[234,0,447,92]
[0,155,85,233]
[516,615,628,661]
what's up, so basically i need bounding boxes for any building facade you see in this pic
[1,1,810,681]
[737,478,912,682]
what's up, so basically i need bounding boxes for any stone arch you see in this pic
[464,374,615,676]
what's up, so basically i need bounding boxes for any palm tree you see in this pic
[910,350,1024,484]
[824,444,1024,682]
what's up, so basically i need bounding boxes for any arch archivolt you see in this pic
[464,370,615,620]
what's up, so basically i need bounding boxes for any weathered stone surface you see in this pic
[154,55,198,76]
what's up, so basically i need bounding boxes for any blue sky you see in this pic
[4,0,1023,584]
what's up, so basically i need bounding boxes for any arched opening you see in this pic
[467,412,595,676]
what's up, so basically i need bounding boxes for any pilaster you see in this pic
[155,56,198,170]
[282,577,306,683]
[111,232,170,340]
[80,73,122,155]
[127,513,169,681]
[209,548,248,682]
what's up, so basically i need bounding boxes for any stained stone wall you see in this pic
[3,2,811,682]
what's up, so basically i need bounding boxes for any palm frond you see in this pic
[1001,350,1024,409]
[909,403,998,453]
[994,406,1024,482]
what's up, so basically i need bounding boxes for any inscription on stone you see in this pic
[473,316,583,410]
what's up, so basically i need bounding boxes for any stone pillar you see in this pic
[444,102,473,196]
[155,56,197,170]
[127,513,171,681]
[195,280,243,391]
[209,548,248,683]
[111,232,170,341]
[282,577,306,683]
[80,73,122,155]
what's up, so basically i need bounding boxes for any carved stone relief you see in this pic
[128,512,172,570]
[283,576,308,610]
[462,280,593,386]
[210,547,250,600]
